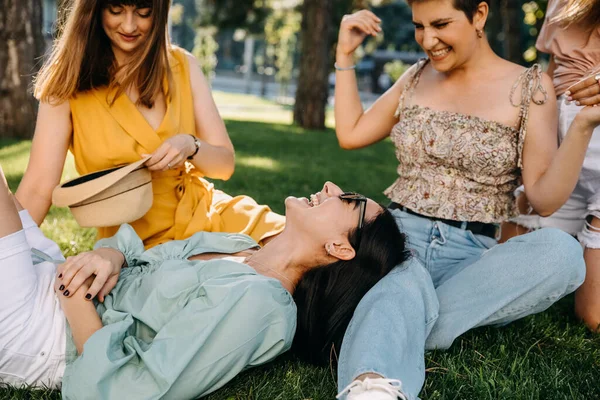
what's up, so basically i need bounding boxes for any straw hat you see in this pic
[52,157,152,228]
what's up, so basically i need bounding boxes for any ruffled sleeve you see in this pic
[93,224,146,267]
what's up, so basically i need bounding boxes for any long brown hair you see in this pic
[34,0,172,108]
[552,0,600,29]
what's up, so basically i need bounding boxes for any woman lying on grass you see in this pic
[0,171,408,399]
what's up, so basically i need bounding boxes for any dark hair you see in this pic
[406,0,489,23]
[292,207,410,365]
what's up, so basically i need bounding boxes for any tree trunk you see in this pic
[0,0,44,140]
[501,0,522,64]
[293,0,332,130]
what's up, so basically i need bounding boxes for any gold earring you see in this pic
[477,29,484,38]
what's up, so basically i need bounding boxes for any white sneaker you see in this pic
[336,378,408,400]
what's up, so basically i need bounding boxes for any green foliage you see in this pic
[264,7,301,96]
[371,1,419,52]
[193,27,220,81]
[171,0,199,50]
[199,0,272,34]
[384,59,409,82]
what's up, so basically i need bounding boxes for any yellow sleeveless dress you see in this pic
[68,47,285,248]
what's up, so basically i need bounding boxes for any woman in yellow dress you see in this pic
[17,0,285,248]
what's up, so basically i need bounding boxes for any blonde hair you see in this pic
[34,0,173,108]
[551,0,600,28]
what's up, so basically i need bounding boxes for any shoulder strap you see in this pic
[509,64,548,168]
[394,58,429,119]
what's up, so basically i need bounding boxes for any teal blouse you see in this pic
[61,224,296,399]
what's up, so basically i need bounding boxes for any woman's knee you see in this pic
[521,228,585,285]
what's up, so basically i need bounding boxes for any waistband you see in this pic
[388,202,498,239]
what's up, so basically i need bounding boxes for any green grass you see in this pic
[1,102,599,399]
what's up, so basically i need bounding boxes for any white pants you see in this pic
[0,211,66,389]
[513,95,600,248]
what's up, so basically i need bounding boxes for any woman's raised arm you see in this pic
[334,10,414,150]
[15,100,71,225]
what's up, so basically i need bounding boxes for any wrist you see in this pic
[572,116,596,137]
[95,247,125,270]
[335,53,354,68]
[187,135,201,160]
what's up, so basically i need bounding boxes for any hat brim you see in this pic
[52,156,151,207]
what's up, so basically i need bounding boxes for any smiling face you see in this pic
[411,0,487,72]
[101,2,153,61]
[284,182,382,254]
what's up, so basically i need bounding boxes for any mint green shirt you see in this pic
[61,225,296,399]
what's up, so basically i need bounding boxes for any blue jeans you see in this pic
[338,209,586,399]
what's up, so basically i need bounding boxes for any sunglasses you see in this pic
[339,192,367,248]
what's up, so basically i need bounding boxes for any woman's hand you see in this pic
[55,248,125,302]
[144,134,196,171]
[566,73,600,107]
[336,10,381,58]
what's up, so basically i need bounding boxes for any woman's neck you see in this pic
[443,41,501,80]
[245,231,313,294]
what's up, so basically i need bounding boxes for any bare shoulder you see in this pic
[181,51,208,88]
[387,60,423,95]
[498,59,554,104]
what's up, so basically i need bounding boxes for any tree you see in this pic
[501,0,522,64]
[293,0,333,129]
[0,0,44,139]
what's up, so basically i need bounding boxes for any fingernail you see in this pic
[58,274,62,278]
[59,285,65,291]
[85,293,92,300]
[63,290,70,296]
[565,91,571,96]
[567,96,573,101]
[575,101,581,106]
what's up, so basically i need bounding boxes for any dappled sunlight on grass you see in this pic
[213,90,334,128]
[237,155,281,171]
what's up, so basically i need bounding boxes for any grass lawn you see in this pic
[1,96,599,399]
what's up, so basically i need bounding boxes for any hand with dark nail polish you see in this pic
[85,294,92,300]
[59,285,65,291]
[63,290,70,296]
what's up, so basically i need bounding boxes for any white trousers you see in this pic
[513,95,600,248]
[0,211,66,389]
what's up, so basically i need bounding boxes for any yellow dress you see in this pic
[68,47,285,248]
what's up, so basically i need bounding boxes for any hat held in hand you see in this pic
[52,157,152,227]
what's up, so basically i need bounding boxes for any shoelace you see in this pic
[336,377,408,400]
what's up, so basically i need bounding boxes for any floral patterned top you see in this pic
[384,59,547,223]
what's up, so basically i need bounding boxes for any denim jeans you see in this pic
[338,209,586,399]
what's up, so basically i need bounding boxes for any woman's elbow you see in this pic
[219,164,235,181]
[532,203,558,218]
[336,134,360,150]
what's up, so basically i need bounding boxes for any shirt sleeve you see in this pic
[60,278,296,400]
[93,224,145,267]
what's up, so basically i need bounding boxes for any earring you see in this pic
[476,29,484,38]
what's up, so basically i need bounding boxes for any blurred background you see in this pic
[2,0,549,139]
